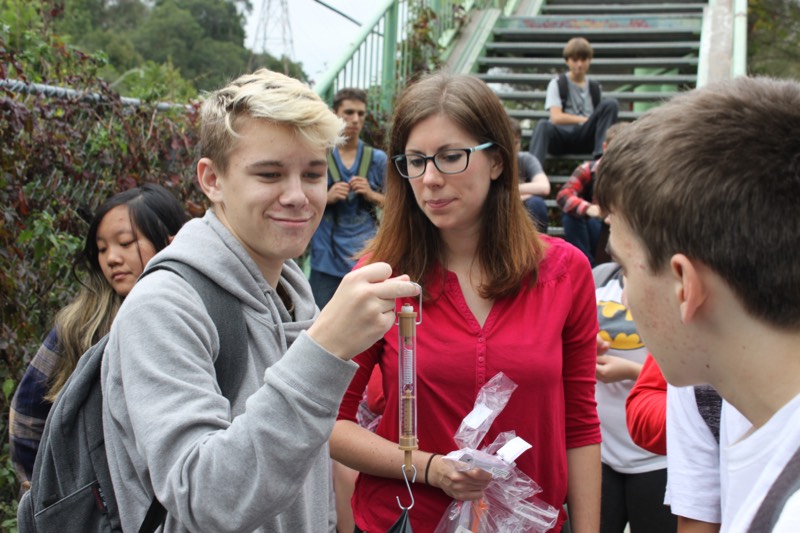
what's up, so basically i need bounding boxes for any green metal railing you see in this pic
[314,0,518,117]
[732,0,748,77]
[313,0,401,117]
[314,0,743,115]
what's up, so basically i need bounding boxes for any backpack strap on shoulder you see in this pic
[134,261,248,531]
[358,144,373,178]
[557,73,569,109]
[590,158,602,175]
[328,143,372,182]
[559,73,601,110]
[327,150,342,183]
[747,444,800,532]
[589,80,601,109]
[22,263,248,533]
[138,499,167,533]
[356,143,380,224]
[144,261,247,400]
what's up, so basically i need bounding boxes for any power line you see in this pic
[312,0,362,27]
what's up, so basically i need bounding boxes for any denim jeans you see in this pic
[523,196,549,234]
[562,214,603,266]
[528,99,620,164]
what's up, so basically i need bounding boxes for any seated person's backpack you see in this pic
[17,261,246,533]
[557,72,601,112]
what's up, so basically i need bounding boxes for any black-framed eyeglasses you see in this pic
[392,142,495,179]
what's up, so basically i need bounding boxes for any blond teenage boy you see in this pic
[101,70,418,532]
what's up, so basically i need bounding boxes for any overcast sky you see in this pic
[245,0,381,83]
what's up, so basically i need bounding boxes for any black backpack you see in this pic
[557,72,601,112]
[17,260,247,533]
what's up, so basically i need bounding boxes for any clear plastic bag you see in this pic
[454,373,517,450]
[434,373,559,533]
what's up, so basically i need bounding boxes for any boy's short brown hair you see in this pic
[595,77,800,329]
[604,122,628,145]
[332,87,368,113]
[563,37,594,60]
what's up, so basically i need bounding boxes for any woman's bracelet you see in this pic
[425,453,439,485]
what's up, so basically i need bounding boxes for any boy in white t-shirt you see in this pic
[665,386,751,532]
[595,77,800,532]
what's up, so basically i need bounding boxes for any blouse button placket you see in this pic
[476,334,487,385]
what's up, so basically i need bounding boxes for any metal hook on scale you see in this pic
[395,283,422,511]
[396,464,417,510]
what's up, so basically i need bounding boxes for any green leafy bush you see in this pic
[1,4,207,520]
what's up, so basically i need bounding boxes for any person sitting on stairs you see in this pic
[528,37,619,167]
[510,116,551,233]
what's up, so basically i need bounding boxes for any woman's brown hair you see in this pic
[361,72,545,299]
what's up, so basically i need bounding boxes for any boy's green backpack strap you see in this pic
[327,144,373,183]
[358,144,374,178]
[327,150,342,183]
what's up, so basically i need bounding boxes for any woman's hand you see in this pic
[428,456,493,501]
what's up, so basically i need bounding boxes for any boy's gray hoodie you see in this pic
[101,210,357,532]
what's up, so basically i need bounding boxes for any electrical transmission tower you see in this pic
[249,0,295,74]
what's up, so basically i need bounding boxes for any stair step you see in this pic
[494,27,700,42]
[495,90,679,102]
[479,72,696,87]
[549,175,572,186]
[487,4,704,237]
[542,3,706,15]
[509,109,643,120]
[485,41,700,57]
[544,0,707,4]
[478,56,698,70]
[494,13,703,43]
[545,153,593,161]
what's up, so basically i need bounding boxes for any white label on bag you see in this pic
[496,436,532,463]
[455,527,475,533]
[462,403,492,429]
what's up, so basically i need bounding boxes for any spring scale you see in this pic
[396,287,422,512]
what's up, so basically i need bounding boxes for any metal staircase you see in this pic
[315,0,745,236]
[479,1,705,123]
[468,0,708,234]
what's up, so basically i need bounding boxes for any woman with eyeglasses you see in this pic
[330,72,600,533]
